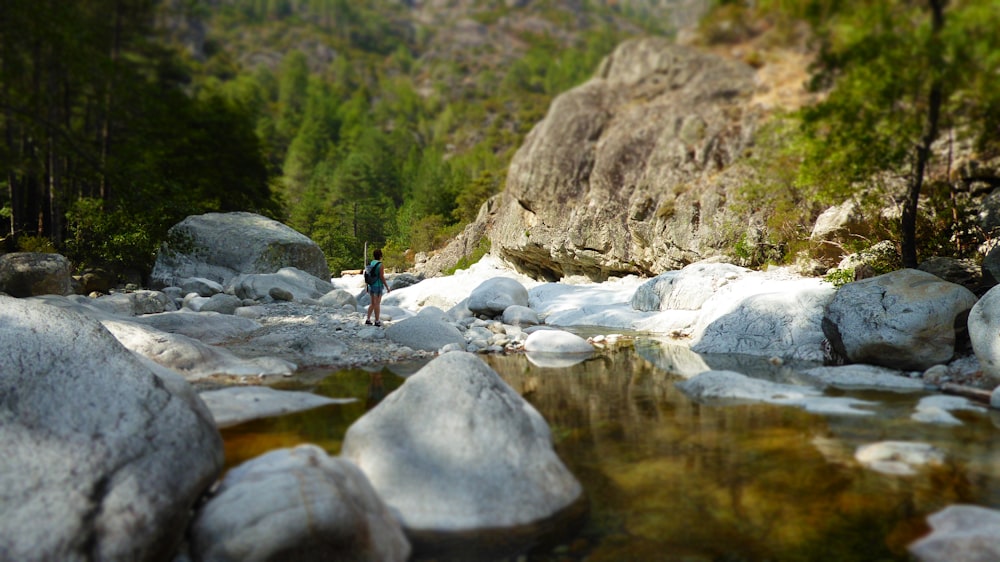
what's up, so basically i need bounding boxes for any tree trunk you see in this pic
[100,0,124,202]
[901,0,946,268]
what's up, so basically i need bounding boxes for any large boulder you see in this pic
[486,38,759,280]
[467,277,529,317]
[340,352,583,537]
[690,278,836,362]
[967,284,1000,383]
[822,269,978,371]
[0,295,223,562]
[631,263,748,312]
[150,212,329,288]
[0,252,72,297]
[190,445,410,562]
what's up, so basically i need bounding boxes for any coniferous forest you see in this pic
[3,0,1000,279]
[1,0,653,277]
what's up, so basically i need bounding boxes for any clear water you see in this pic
[219,341,1000,561]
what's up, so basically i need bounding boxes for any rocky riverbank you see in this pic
[5,210,1000,561]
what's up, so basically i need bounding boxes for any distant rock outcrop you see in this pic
[480,38,758,280]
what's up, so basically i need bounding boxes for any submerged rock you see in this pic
[854,441,947,476]
[909,504,1000,562]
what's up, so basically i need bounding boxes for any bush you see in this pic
[17,235,57,253]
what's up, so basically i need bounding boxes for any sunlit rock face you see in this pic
[488,38,759,281]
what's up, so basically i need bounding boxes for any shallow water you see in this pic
[219,342,1000,561]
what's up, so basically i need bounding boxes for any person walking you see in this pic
[364,248,390,327]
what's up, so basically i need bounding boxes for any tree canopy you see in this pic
[0,0,278,273]
[728,0,1000,268]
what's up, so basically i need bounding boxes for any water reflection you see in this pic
[219,343,1000,561]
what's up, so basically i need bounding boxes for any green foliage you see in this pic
[65,198,157,274]
[446,236,492,275]
[732,0,1000,266]
[823,268,855,288]
[17,236,56,253]
[0,0,278,276]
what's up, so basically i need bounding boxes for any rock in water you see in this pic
[191,445,410,562]
[341,352,583,542]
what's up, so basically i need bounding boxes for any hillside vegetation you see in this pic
[3,0,1000,281]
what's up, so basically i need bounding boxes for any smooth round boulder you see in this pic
[467,277,529,317]
[178,276,224,297]
[0,295,223,562]
[822,268,978,371]
[199,293,243,315]
[501,304,540,326]
[318,288,358,311]
[341,352,583,535]
[226,267,332,302]
[0,252,72,297]
[523,329,594,354]
[191,445,410,562]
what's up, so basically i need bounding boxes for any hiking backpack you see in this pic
[363,261,380,286]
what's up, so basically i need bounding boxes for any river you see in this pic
[219,340,1000,561]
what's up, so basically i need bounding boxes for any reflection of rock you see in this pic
[676,370,878,416]
[633,339,709,378]
[526,352,591,368]
[911,395,986,426]
[854,441,946,476]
